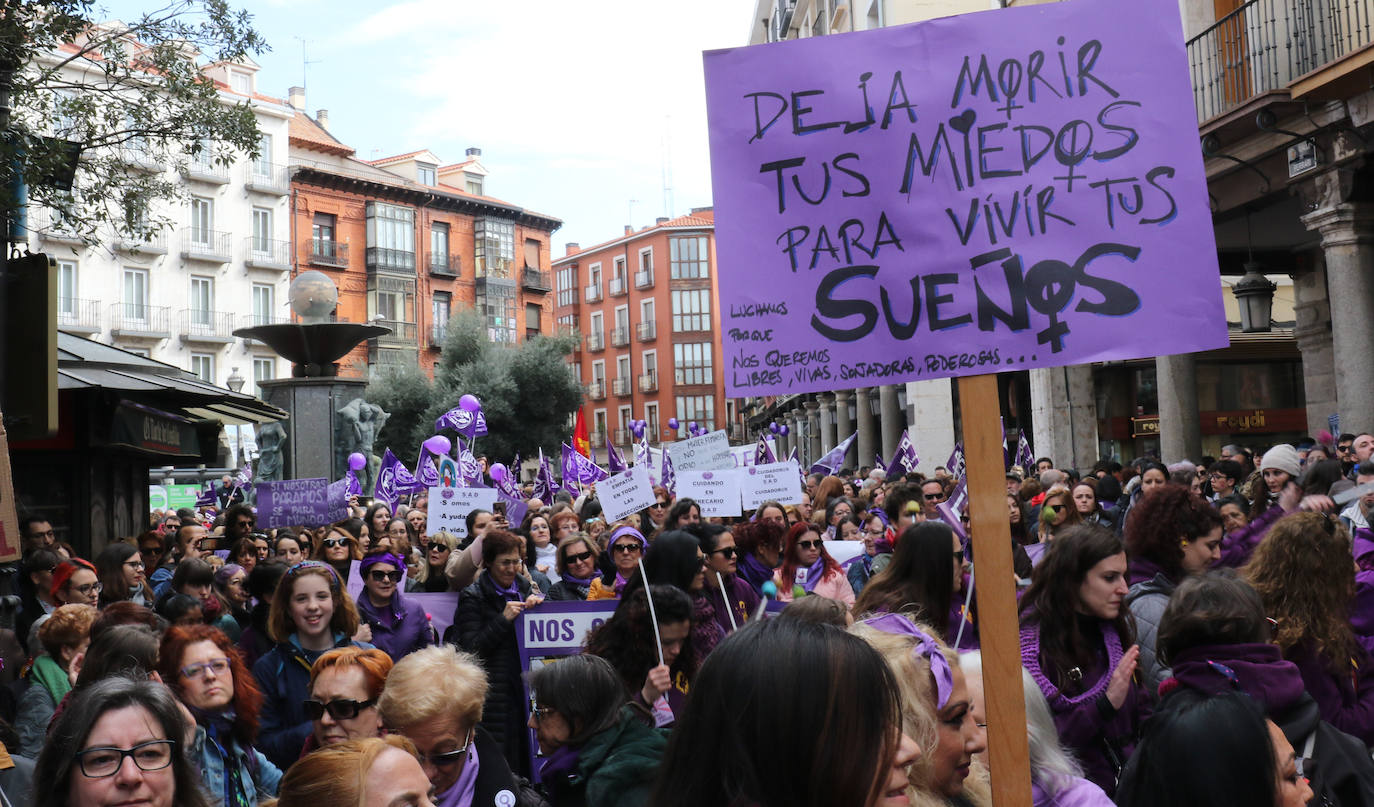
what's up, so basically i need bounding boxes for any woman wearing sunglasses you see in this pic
[773,522,855,607]
[312,521,362,585]
[304,646,393,752]
[157,624,282,804]
[547,534,600,601]
[587,526,648,601]
[355,550,433,661]
[693,522,758,635]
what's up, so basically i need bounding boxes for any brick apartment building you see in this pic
[286,89,561,376]
[553,210,743,450]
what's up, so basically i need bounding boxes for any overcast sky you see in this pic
[102,0,754,248]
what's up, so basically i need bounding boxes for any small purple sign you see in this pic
[255,478,335,528]
[703,0,1227,396]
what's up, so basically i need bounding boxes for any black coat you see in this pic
[455,573,531,777]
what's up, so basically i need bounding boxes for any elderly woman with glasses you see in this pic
[355,550,433,661]
[304,646,393,752]
[547,534,601,601]
[453,529,543,776]
[587,526,648,601]
[378,645,530,806]
[158,624,282,804]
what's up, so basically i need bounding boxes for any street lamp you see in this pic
[1232,261,1276,333]
[226,366,245,393]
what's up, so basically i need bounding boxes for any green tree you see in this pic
[366,311,583,465]
[1,0,268,243]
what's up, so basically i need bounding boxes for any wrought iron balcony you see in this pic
[373,319,418,345]
[589,430,607,446]
[245,237,290,271]
[430,323,448,347]
[611,326,630,347]
[430,252,460,278]
[31,208,83,244]
[109,303,171,339]
[180,229,231,263]
[244,162,290,195]
[584,284,603,303]
[609,276,628,297]
[613,428,632,445]
[522,268,551,292]
[179,309,237,343]
[634,268,654,289]
[586,331,605,352]
[638,370,658,392]
[310,239,349,269]
[637,320,656,341]
[183,155,230,184]
[366,247,416,272]
[587,381,606,400]
[115,229,168,255]
[612,377,632,396]
[57,298,102,334]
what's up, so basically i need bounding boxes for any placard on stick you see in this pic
[429,486,498,541]
[0,413,21,562]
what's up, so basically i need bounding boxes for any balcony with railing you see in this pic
[180,229,231,263]
[634,268,654,289]
[430,323,448,348]
[589,430,607,446]
[309,239,349,269]
[237,313,290,345]
[373,320,418,345]
[637,320,657,341]
[638,370,658,392]
[612,377,632,396]
[730,424,745,442]
[429,252,460,278]
[183,155,230,184]
[613,428,632,445]
[31,207,83,244]
[245,162,290,195]
[1187,0,1374,123]
[119,144,164,173]
[58,298,102,335]
[587,381,606,400]
[179,309,236,344]
[115,229,168,255]
[522,268,551,292]
[109,303,171,339]
[584,283,603,303]
[366,247,416,273]
[585,331,605,352]
[609,276,628,297]
[245,237,290,271]
[611,326,630,347]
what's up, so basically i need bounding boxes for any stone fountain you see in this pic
[233,271,390,482]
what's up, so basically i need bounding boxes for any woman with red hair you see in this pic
[774,522,854,607]
[159,624,283,803]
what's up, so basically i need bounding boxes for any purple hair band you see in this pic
[863,612,955,709]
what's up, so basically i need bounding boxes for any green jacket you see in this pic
[550,707,668,807]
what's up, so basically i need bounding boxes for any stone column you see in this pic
[1292,251,1337,436]
[905,379,954,475]
[1301,202,1374,434]
[879,385,902,461]
[818,393,837,453]
[1157,353,1202,462]
[856,388,877,471]
[1029,365,1100,471]
[834,389,855,469]
[805,399,822,467]
[791,407,806,459]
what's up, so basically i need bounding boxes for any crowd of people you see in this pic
[4,433,1374,806]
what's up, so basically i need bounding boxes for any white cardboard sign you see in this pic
[740,459,804,509]
[668,429,734,472]
[599,466,657,523]
[675,469,743,517]
[428,486,498,540]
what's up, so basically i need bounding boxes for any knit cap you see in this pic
[1259,444,1301,479]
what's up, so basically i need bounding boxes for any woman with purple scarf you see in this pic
[689,522,758,635]
[355,549,434,661]
[732,518,786,596]
[1019,525,1148,796]
[587,526,647,600]
[773,522,855,607]
[585,585,696,729]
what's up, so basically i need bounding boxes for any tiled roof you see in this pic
[289,109,354,157]
[369,149,428,165]
[554,209,714,262]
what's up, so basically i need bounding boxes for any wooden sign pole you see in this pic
[956,374,1032,806]
[0,411,21,563]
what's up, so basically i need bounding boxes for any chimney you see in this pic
[288,86,305,109]
[691,205,714,214]
[565,242,580,256]
[655,216,669,225]
[316,109,329,129]
[624,225,633,236]
[466,147,482,158]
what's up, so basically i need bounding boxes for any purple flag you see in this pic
[1001,417,1010,471]
[754,434,777,465]
[415,445,441,488]
[885,429,920,479]
[1014,432,1036,472]
[233,463,253,488]
[456,437,482,487]
[660,447,676,495]
[374,448,411,510]
[809,431,857,476]
[345,468,362,497]
[936,478,970,544]
[195,483,217,508]
[562,442,610,489]
[945,444,966,483]
[606,436,627,473]
[634,431,651,469]
[533,449,557,503]
[435,405,488,440]
[788,446,805,490]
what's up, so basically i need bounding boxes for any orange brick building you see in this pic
[287,99,560,376]
[553,211,742,450]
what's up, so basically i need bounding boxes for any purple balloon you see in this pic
[423,435,451,456]
[348,452,367,471]
[489,463,507,483]
[689,422,698,432]
[631,423,644,437]
[459,394,481,412]
[780,425,790,436]
[769,422,779,434]
[668,417,679,430]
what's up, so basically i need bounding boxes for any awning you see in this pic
[56,332,287,426]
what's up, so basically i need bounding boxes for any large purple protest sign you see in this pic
[255,478,336,528]
[703,0,1227,397]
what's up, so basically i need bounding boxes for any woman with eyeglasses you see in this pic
[52,557,102,607]
[304,646,393,752]
[16,603,96,757]
[527,653,667,806]
[691,522,758,635]
[453,529,543,776]
[547,534,600,601]
[732,519,786,596]
[585,585,696,729]
[355,550,433,661]
[95,542,150,609]
[848,512,892,597]
[1245,511,1374,745]
[378,645,530,806]
[1032,487,1083,548]
[823,497,856,539]
[312,521,362,584]
[774,522,855,607]
[33,675,212,807]
[252,561,371,771]
[157,624,282,803]
[640,486,673,537]
[413,531,459,593]
[587,526,648,600]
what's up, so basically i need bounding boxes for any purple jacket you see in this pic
[1033,777,1114,807]
[1216,505,1284,569]
[1285,638,1374,745]
[355,590,434,661]
[948,575,979,651]
[702,573,759,635]
[1126,556,1168,588]
[1164,642,1307,708]
[1351,530,1374,658]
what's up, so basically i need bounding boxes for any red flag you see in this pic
[573,406,591,458]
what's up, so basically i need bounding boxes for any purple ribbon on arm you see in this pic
[863,612,954,709]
